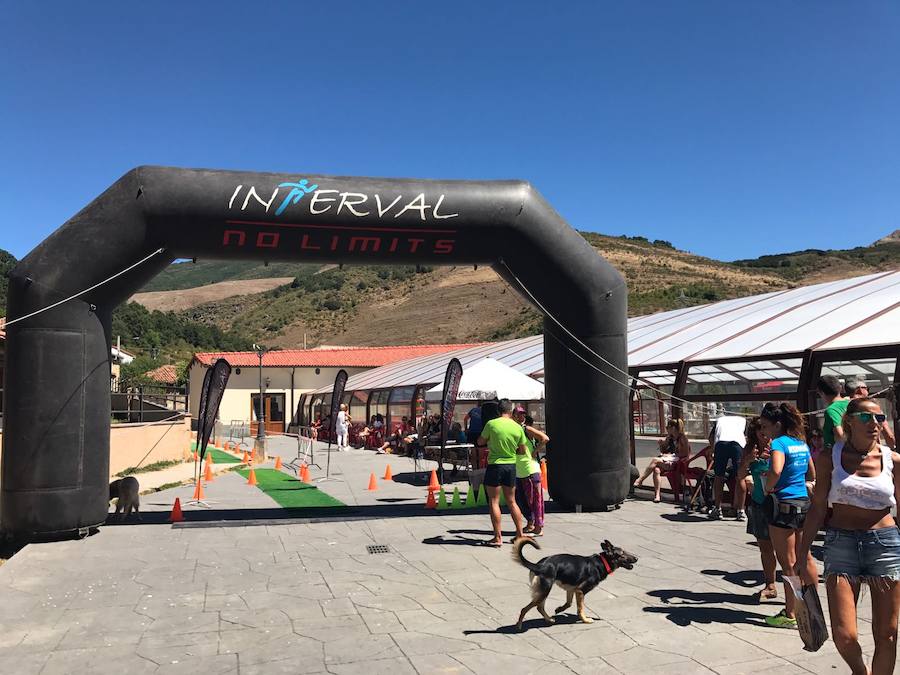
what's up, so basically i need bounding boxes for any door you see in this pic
[250,393,286,434]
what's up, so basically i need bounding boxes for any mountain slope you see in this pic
[160,234,793,348]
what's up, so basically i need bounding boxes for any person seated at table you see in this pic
[633,417,691,502]
[376,416,416,455]
[357,415,377,443]
[450,421,467,444]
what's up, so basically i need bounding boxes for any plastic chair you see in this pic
[660,445,710,506]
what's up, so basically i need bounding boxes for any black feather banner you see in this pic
[198,358,232,460]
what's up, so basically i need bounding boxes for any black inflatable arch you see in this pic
[1,166,628,538]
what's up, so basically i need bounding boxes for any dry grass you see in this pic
[132,277,295,312]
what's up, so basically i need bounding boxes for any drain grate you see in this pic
[367,544,390,555]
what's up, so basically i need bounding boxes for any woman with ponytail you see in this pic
[796,397,900,675]
[758,402,818,629]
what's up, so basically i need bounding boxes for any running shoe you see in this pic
[735,510,746,521]
[707,507,722,520]
[765,610,797,629]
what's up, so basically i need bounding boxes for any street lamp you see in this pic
[253,343,270,460]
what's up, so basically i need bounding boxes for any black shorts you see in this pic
[484,464,516,488]
[713,441,743,478]
[764,495,810,530]
[746,501,770,541]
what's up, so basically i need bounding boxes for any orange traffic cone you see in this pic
[242,449,249,463]
[425,490,437,509]
[168,497,184,523]
[193,479,205,500]
[540,459,548,491]
[428,470,440,492]
[246,468,258,486]
[300,464,310,483]
[204,459,214,482]
[366,473,378,491]
[383,464,393,481]
[274,456,283,470]
[251,449,258,464]
[192,451,199,462]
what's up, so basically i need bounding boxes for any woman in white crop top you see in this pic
[797,397,900,675]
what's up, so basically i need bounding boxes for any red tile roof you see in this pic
[145,364,180,384]
[191,344,483,369]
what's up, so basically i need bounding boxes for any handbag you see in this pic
[785,576,829,651]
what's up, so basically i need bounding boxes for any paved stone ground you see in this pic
[2,437,898,674]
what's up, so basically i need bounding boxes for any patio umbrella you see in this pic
[424,357,544,402]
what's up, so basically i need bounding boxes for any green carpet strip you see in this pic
[236,468,346,508]
[190,442,242,464]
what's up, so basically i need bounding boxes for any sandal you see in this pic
[759,587,778,601]
[483,540,503,548]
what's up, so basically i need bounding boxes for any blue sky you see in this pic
[1,1,898,262]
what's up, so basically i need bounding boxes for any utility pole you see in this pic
[253,343,270,461]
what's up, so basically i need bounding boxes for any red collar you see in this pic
[599,554,613,575]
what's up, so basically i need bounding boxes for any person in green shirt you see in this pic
[478,399,529,548]
[817,375,849,449]
[736,417,777,602]
[513,407,549,536]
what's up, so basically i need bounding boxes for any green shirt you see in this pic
[823,399,849,449]
[516,436,541,478]
[481,417,527,465]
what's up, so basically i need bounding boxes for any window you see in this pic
[250,393,286,433]
[684,359,802,396]
[387,386,415,432]
[370,390,389,421]
[816,357,897,430]
[296,393,309,428]
[349,390,368,426]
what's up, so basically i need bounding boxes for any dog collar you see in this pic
[599,554,613,575]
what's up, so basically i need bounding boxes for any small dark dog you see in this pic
[109,476,141,521]
[512,537,638,630]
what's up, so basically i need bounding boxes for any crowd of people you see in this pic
[636,375,900,674]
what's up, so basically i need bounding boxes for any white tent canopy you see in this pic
[424,357,544,402]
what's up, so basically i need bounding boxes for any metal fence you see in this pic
[111,382,188,423]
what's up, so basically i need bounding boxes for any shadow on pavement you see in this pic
[102,502,491,527]
[659,512,712,524]
[422,534,492,547]
[643,604,768,627]
[648,588,761,606]
[463,614,583,634]
[701,568,784,588]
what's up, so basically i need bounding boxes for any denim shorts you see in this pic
[823,526,900,581]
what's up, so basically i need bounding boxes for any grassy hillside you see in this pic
[139,260,318,291]
[165,234,790,348]
[732,241,900,284]
[6,225,900,360]
[156,231,900,349]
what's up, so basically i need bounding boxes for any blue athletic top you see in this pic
[770,435,811,500]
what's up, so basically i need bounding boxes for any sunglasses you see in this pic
[849,412,886,424]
